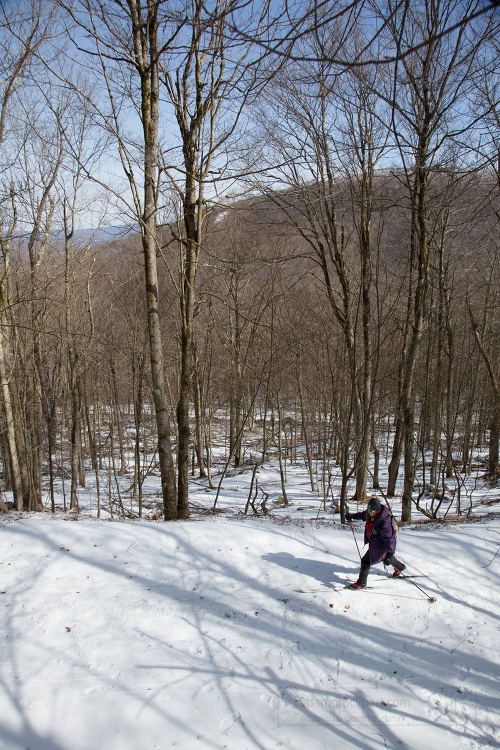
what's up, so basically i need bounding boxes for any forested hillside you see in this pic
[1,0,500,523]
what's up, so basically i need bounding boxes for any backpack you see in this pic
[390,514,399,539]
[385,502,398,538]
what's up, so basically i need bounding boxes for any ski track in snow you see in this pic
[1,515,500,750]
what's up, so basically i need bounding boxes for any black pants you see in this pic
[358,551,405,586]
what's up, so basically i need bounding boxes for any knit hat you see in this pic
[367,497,382,513]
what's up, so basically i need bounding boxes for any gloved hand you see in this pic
[345,512,352,521]
[383,554,393,566]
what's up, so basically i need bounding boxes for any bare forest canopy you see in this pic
[1,0,500,522]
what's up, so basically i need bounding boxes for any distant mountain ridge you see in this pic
[15,225,139,249]
[52,226,139,245]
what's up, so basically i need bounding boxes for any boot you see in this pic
[350,562,370,589]
[392,562,406,578]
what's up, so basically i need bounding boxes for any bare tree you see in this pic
[54,0,267,518]
[0,0,57,511]
[378,0,490,520]
[253,28,389,506]
[470,42,500,478]
[227,0,499,69]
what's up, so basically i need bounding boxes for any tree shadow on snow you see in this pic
[3,519,500,750]
[261,551,354,586]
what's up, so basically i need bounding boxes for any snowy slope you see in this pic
[1,514,499,750]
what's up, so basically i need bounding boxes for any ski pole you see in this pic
[349,518,362,560]
[392,566,436,603]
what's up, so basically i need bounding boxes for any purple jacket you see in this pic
[351,506,396,564]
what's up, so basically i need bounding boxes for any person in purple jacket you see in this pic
[345,496,405,590]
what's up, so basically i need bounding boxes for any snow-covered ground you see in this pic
[2,432,500,750]
[1,506,500,750]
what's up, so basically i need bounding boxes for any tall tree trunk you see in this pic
[176,142,200,519]
[0,326,22,510]
[297,352,315,492]
[387,416,404,497]
[192,344,206,478]
[401,160,429,522]
[110,358,127,474]
[276,392,288,505]
[70,379,80,512]
[468,305,500,478]
[489,411,500,478]
[462,359,480,474]
[134,7,178,520]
